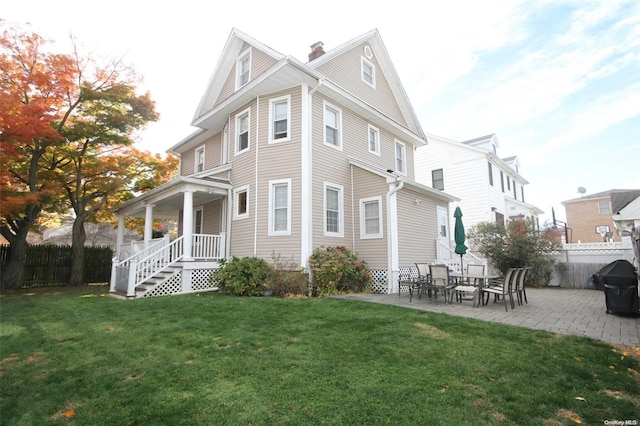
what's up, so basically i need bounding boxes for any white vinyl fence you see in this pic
[548,237,636,288]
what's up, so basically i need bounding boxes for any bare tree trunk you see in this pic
[0,205,41,291]
[69,215,87,287]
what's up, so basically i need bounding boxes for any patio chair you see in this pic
[398,268,420,302]
[413,263,437,301]
[428,264,455,304]
[481,268,518,311]
[514,267,530,305]
[454,264,485,307]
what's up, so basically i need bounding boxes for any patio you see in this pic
[336,287,640,347]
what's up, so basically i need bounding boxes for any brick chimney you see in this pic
[308,41,325,61]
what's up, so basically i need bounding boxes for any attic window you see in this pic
[361,57,376,88]
[236,48,251,90]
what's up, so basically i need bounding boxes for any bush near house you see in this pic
[468,217,560,287]
[211,256,273,296]
[308,246,371,296]
[211,254,309,297]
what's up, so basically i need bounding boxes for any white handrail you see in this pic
[131,236,184,291]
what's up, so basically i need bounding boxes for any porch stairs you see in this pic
[110,265,184,299]
[436,240,487,273]
[110,234,225,299]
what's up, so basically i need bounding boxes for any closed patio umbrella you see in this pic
[454,207,468,274]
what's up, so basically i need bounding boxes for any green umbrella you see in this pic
[454,207,468,274]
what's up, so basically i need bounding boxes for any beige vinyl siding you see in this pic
[351,166,388,269]
[201,199,223,235]
[179,131,223,176]
[215,42,280,108]
[177,198,223,236]
[315,43,406,126]
[253,88,303,262]
[397,188,438,265]
[228,99,258,257]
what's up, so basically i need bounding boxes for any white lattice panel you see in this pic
[192,268,217,291]
[142,271,182,298]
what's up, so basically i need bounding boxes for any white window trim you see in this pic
[360,196,383,239]
[395,139,407,175]
[323,101,342,151]
[233,185,249,221]
[268,95,291,144]
[235,108,251,155]
[323,182,344,237]
[235,48,252,90]
[367,124,380,156]
[194,145,205,173]
[361,57,376,89]
[193,206,204,235]
[268,178,292,236]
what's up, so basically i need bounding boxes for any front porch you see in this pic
[110,168,232,299]
[110,234,225,299]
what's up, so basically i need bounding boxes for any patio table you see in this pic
[449,272,500,307]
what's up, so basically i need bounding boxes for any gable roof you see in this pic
[309,29,425,140]
[562,189,640,206]
[174,28,427,155]
[423,132,529,184]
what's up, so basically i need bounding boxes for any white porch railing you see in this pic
[436,239,486,273]
[192,233,226,260]
[118,236,167,259]
[110,233,225,298]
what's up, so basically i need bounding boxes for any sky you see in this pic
[4,0,640,224]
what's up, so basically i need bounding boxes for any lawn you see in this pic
[1,286,638,425]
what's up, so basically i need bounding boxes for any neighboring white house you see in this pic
[415,133,543,235]
[612,195,640,269]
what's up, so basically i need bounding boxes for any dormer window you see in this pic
[236,49,251,90]
[361,57,376,88]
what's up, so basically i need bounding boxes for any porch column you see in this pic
[183,190,194,261]
[144,203,155,249]
[116,214,125,258]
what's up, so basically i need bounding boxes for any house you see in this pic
[414,132,543,238]
[611,194,640,269]
[110,28,459,299]
[562,189,640,243]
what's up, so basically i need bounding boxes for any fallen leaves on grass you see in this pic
[557,409,583,424]
[574,396,586,402]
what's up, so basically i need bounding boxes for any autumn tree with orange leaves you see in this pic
[0,21,176,289]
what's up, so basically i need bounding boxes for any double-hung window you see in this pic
[361,57,376,88]
[395,140,406,175]
[324,183,343,237]
[368,124,380,155]
[488,162,494,186]
[360,196,383,239]
[236,49,251,90]
[598,202,611,214]
[268,179,291,236]
[195,145,205,173]
[269,96,290,143]
[432,169,444,190]
[323,102,341,150]
[236,109,250,154]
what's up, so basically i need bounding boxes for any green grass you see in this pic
[1,286,638,425]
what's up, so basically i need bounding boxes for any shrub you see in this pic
[211,256,274,296]
[308,246,371,296]
[468,217,560,287]
[270,253,309,297]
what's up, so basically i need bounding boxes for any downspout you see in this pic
[254,97,260,256]
[301,79,323,270]
[386,177,404,294]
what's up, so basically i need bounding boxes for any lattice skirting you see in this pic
[368,267,417,294]
[143,271,182,298]
[191,269,218,291]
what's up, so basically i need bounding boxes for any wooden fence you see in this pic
[0,245,113,288]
